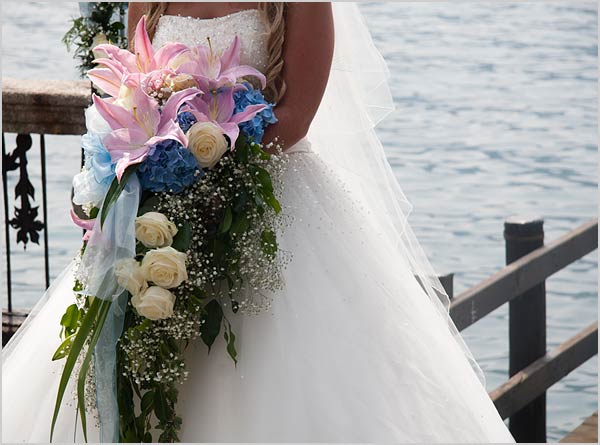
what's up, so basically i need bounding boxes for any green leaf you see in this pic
[232,189,247,213]
[199,299,223,351]
[154,389,169,422]
[167,337,180,354]
[50,297,103,442]
[100,166,137,229]
[137,195,160,216]
[223,322,238,365]
[135,242,150,257]
[265,194,282,214]
[141,390,154,414]
[51,334,76,361]
[77,299,112,442]
[73,279,84,292]
[261,229,278,257]
[230,213,250,236]
[254,166,273,193]
[219,207,233,233]
[171,221,191,252]
[59,303,80,337]
[88,206,99,219]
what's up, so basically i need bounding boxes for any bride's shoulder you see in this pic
[285,2,332,18]
[284,3,333,38]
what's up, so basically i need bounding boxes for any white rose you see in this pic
[114,258,148,296]
[135,212,178,248]
[168,73,198,92]
[131,286,175,320]
[141,246,188,288]
[91,33,110,60]
[186,121,229,169]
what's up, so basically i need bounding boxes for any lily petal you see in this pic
[160,87,203,125]
[92,43,138,73]
[93,94,137,130]
[87,67,122,97]
[230,104,267,125]
[221,65,267,89]
[219,122,240,146]
[210,89,236,123]
[133,15,154,72]
[154,42,191,69]
[154,120,188,148]
[103,127,150,157]
[220,36,241,71]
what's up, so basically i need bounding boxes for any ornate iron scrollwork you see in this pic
[3,134,45,248]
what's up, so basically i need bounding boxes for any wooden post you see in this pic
[438,273,454,300]
[504,216,546,442]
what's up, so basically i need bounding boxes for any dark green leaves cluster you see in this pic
[62,2,128,78]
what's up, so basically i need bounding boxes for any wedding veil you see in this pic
[2,2,486,392]
[307,2,487,387]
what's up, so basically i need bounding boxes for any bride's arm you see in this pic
[127,2,146,48]
[262,2,334,152]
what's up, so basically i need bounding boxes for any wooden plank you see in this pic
[2,310,29,346]
[560,411,598,443]
[489,321,598,419]
[451,219,597,331]
[2,77,91,135]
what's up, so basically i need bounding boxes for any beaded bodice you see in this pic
[151,9,270,74]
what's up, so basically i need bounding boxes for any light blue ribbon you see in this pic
[86,175,141,443]
[94,291,128,443]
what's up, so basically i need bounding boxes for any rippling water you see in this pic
[1,2,597,441]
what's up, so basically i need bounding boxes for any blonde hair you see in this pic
[141,2,287,103]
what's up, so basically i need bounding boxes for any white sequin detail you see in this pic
[151,9,270,75]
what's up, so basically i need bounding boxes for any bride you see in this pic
[2,2,516,443]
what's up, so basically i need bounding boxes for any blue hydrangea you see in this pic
[233,82,278,143]
[177,111,197,133]
[138,139,203,193]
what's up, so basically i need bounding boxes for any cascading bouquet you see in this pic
[51,16,288,443]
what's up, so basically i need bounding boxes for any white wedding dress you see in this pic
[2,6,516,443]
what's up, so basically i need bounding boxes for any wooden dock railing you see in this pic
[448,216,598,443]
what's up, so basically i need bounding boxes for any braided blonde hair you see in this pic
[141,2,287,104]
[257,3,287,103]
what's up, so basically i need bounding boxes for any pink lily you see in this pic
[93,87,203,181]
[70,209,95,241]
[88,15,189,97]
[180,88,266,146]
[177,36,266,90]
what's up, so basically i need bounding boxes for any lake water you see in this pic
[1,2,597,441]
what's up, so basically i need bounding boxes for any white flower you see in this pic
[114,258,148,296]
[168,73,198,92]
[72,166,109,208]
[141,246,188,288]
[135,212,178,248]
[186,121,229,169]
[91,33,110,60]
[131,286,175,320]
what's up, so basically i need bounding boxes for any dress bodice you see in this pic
[151,9,270,75]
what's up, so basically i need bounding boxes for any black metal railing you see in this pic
[2,133,50,310]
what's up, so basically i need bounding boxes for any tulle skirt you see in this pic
[2,139,515,443]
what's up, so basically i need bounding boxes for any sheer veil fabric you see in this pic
[1,3,518,443]
[309,3,486,386]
